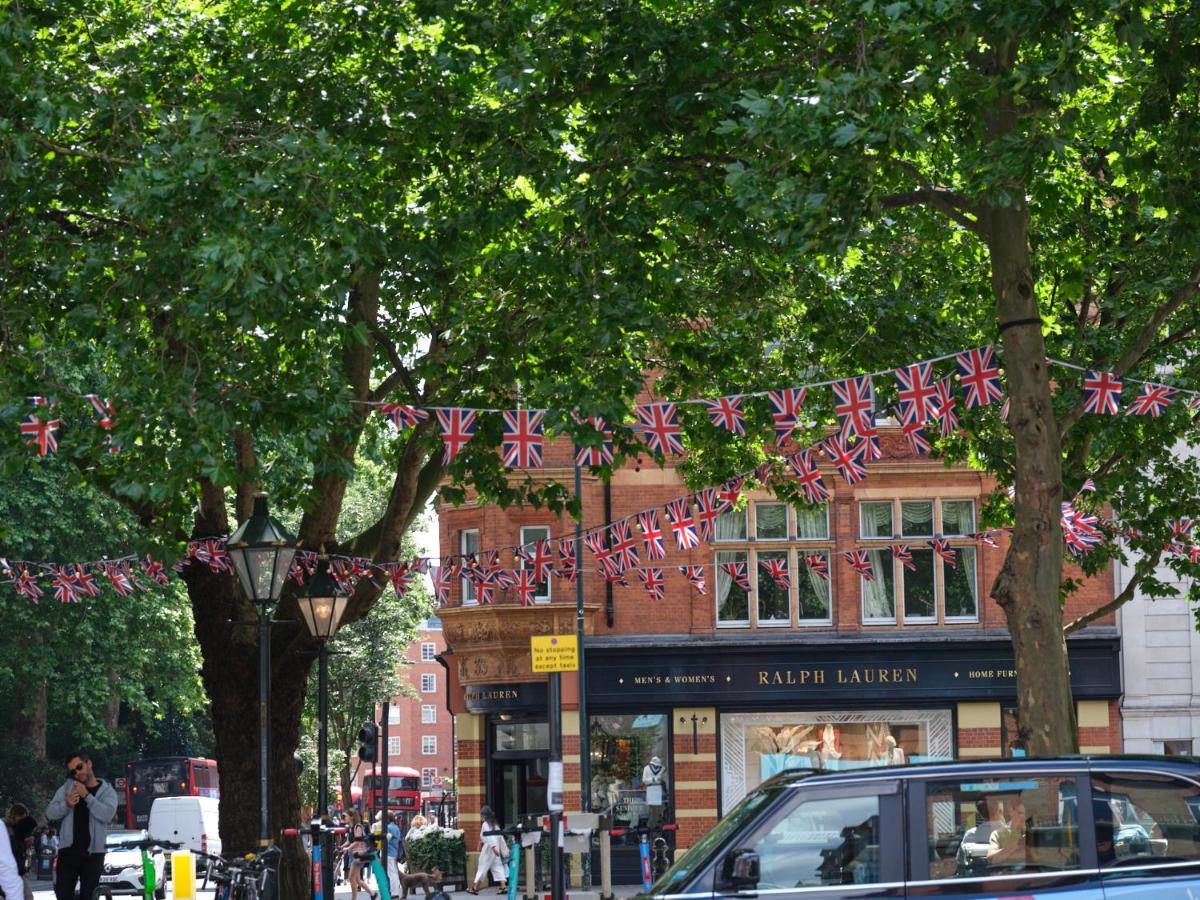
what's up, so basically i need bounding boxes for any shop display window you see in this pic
[495,721,549,752]
[721,710,954,810]
[589,713,670,841]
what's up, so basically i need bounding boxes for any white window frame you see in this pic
[387,705,401,724]
[421,735,437,755]
[421,704,437,724]
[856,498,980,625]
[460,529,479,606]
[715,549,751,628]
[421,767,437,787]
[420,673,436,693]
[753,502,790,542]
[387,736,402,757]
[420,642,437,662]
[519,525,553,603]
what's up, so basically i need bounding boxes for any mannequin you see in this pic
[884,735,906,765]
[642,755,667,827]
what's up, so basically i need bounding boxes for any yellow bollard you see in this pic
[171,850,197,900]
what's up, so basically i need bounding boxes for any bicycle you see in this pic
[353,844,393,900]
[200,844,282,900]
[91,836,180,900]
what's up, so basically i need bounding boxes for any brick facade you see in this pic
[437,424,1123,862]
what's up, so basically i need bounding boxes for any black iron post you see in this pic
[575,461,590,813]
[548,672,564,900]
[259,603,271,844]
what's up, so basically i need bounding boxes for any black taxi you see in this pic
[648,756,1200,899]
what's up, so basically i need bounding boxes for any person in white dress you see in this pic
[468,807,508,894]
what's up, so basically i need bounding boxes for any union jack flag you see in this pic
[142,555,170,587]
[753,460,776,486]
[435,408,478,464]
[513,568,539,606]
[501,409,545,468]
[609,518,641,572]
[636,567,666,601]
[721,560,751,592]
[1171,518,1195,540]
[977,531,1000,549]
[574,416,615,467]
[52,566,84,603]
[832,376,874,440]
[843,550,875,582]
[853,426,882,462]
[1126,383,1178,418]
[760,557,791,592]
[665,499,701,550]
[15,567,43,602]
[203,539,234,574]
[716,477,744,512]
[389,564,415,598]
[472,569,498,604]
[27,396,49,407]
[804,554,830,581]
[1189,395,1200,413]
[289,551,317,586]
[930,538,957,567]
[599,567,629,587]
[375,403,429,430]
[822,435,869,485]
[19,415,60,456]
[1076,478,1097,496]
[767,388,808,444]
[703,396,747,436]
[431,566,451,605]
[1065,526,1102,558]
[489,564,516,590]
[1000,397,1010,422]
[956,346,1004,409]
[892,544,916,571]
[583,531,619,576]
[636,403,685,456]
[517,539,555,582]
[73,564,101,598]
[1061,503,1103,557]
[901,420,930,456]
[557,539,579,582]
[638,509,667,560]
[411,557,430,575]
[1082,370,1123,415]
[693,489,720,543]
[787,450,830,503]
[933,376,958,438]
[84,394,116,429]
[679,565,707,594]
[894,362,938,423]
[330,559,357,594]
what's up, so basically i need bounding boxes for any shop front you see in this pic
[585,631,1122,831]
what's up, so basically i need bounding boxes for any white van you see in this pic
[147,795,221,874]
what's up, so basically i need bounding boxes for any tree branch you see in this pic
[1059,258,1200,438]
[1063,544,1163,636]
[34,134,133,167]
[367,322,422,404]
[878,188,982,233]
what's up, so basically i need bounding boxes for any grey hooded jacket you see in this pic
[45,778,118,854]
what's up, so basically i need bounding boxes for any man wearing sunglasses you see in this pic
[45,752,117,900]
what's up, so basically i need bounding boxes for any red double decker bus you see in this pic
[362,765,422,814]
[125,757,219,829]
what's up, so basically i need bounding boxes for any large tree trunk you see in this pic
[12,675,47,759]
[186,543,316,896]
[980,38,1076,755]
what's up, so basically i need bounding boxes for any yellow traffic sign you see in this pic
[530,634,578,672]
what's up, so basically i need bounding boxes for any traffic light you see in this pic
[357,721,379,763]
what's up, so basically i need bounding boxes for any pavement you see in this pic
[30,878,648,899]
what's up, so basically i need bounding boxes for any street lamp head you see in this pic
[226,493,297,604]
[298,558,349,641]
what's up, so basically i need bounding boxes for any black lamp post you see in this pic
[227,493,297,844]
[296,558,349,818]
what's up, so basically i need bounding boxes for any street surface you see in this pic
[29,880,645,899]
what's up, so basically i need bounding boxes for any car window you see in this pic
[751,794,882,888]
[1092,771,1200,866]
[925,776,1081,878]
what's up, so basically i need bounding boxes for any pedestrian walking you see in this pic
[467,807,507,895]
[0,821,25,900]
[5,804,37,900]
[385,812,405,898]
[345,810,376,900]
[44,751,117,900]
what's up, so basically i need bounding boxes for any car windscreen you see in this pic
[649,784,785,894]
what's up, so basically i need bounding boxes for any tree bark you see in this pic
[980,38,1077,755]
[12,675,47,759]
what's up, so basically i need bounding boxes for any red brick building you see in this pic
[437,424,1121,879]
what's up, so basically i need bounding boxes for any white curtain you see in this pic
[715,550,743,620]
[900,501,933,536]
[860,502,892,537]
[861,549,895,619]
[800,552,830,619]
[715,508,747,542]
[795,504,829,540]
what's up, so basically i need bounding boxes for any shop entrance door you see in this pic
[493,754,550,826]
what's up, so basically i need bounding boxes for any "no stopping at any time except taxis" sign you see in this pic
[530,634,579,672]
